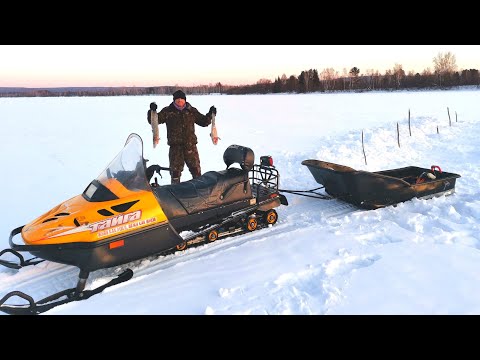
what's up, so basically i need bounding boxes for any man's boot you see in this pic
[191,168,201,179]
[192,172,201,179]
[171,171,181,184]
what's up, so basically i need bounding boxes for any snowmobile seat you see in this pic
[152,145,255,219]
[153,168,252,219]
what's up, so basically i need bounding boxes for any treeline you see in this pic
[1,52,478,98]
[0,83,232,98]
[225,52,479,94]
[224,68,480,95]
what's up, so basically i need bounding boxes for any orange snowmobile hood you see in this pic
[21,182,168,246]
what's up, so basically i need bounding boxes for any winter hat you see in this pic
[173,90,186,101]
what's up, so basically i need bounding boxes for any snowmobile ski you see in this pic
[0,244,45,269]
[0,269,133,315]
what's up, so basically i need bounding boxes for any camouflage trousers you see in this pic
[169,145,201,184]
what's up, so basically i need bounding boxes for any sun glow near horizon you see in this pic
[0,45,478,88]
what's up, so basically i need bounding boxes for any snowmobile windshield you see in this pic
[83,134,151,202]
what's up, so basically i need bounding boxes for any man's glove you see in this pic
[209,106,217,115]
[150,102,158,111]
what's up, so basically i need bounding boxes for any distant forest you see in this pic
[1,52,478,98]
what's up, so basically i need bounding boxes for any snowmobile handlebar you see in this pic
[147,165,170,173]
[146,165,170,181]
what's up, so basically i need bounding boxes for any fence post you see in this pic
[362,130,367,165]
[397,122,400,148]
[408,109,411,136]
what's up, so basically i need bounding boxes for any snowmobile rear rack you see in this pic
[249,163,288,206]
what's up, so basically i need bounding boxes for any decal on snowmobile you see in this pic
[97,216,158,238]
[90,210,142,232]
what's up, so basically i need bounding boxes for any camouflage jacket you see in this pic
[149,102,212,146]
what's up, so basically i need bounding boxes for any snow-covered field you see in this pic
[1,88,479,314]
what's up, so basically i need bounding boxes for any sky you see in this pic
[0,45,479,88]
[0,88,479,315]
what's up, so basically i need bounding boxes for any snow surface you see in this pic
[0,88,479,315]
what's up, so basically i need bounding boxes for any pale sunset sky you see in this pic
[0,45,478,88]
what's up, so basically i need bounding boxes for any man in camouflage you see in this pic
[148,90,216,184]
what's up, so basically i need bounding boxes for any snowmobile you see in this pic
[0,133,288,315]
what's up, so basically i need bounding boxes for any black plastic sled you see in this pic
[301,160,461,210]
